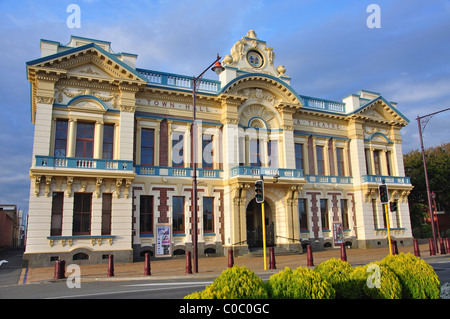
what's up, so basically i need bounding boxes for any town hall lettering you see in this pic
[137,99,218,113]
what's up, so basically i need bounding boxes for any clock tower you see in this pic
[219,30,291,87]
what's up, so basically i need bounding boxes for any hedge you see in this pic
[184,254,441,299]
[266,266,335,299]
[379,253,441,299]
[184,265,268,299]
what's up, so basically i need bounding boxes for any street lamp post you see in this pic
[416,107,450,255]
[191,55,224,273]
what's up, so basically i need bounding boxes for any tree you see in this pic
[404,143,450,228]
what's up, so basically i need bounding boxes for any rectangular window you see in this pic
[386,151,392,176]
[268,140,278,168]
[365,149,371,175]
[295,143,304,170]
[73,193,92,235]
[203,197,214,233]
[336,147,345,176]
[320,199,329,230]
[372,199,378,229]
[239,136,245,166]
[141,128,155,166]
[298,198,308,230]
[172,131,185,167]
[51,192,64,236]
[373,150,381,175]
[341,199,349,229]
[316,145,325,175]
[103,124,114,160]
[102,193,112,235]
[173,196,185,233]
[249,139,261,167]
[54,120,68,157]
[395,200,401,228]
[202,134,214,169]
[76,122,95,158]
[140,195,153,234]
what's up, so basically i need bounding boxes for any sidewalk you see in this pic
[18,243,449,284]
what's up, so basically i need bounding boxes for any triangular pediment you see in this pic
[350,97,409,125]
[67,63,111,79]
[26,43,147,83]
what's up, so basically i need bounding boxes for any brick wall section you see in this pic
[306,192,321,239]
[214,189,224,244]
[153,187,174,223]
[328,192,340,222]
[159,119,168,166]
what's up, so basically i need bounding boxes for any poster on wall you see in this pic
[156,224,172,257]
[333,222,344,246]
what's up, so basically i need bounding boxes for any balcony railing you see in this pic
[137,68,221,93]
[135,165,223,179]
[35,155,133,171]
[305,175,353,184]
[300,95,346,113]
[230,166,304,178]
[361,175,411,184]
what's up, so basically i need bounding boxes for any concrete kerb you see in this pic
[19,243,448,285]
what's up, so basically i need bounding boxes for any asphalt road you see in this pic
[1,246,449,300]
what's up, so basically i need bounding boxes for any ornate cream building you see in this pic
[24,31,413,266]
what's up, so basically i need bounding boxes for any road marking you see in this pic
[122,281,212,287]
[45,283,210,299]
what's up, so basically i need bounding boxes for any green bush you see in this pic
[266,267,335,299]
[351,263,402,299]
[314,258,356,298]
[184,265,268,299]
[379,253,440,299]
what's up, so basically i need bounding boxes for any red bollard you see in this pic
[144,252,151,276]
[429,238,436,256]
[185,251,192,274]
[446,238,450,253]
[269,247,276,270]
[306,244,314,267]
[439,238,447,255]
[53,260,65,279]
[413,238,420,257]
[340,243,347,262]
[392,240,398,255]
[227,249,234,268]
[107,254,114,277]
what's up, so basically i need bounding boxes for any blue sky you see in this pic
[0,0,449,214]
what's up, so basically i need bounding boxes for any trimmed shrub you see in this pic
[314,258,356,298]
[379,253,440,299]
[351,263,402,299]
[266,267,335,299]
[184,265,268,299]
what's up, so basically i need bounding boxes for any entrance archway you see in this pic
[246,198,275,248]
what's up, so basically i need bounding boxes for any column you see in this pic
[67,118,77,158]
[94,120,103,159]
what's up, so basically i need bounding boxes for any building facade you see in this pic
[24,31,413,266]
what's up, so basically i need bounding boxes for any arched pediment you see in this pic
[221,74,303,106]
[67,95,108,113]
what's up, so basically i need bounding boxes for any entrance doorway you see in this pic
[246,198,274,248]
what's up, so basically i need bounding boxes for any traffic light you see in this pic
[390,201,397,212]
[255,180,264,203]
[378,184,389,203]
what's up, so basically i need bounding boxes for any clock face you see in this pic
[247,50,264,68]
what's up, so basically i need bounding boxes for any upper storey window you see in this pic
[76,122,95,158]
[141,128,155,166]
[54,120,68,157]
